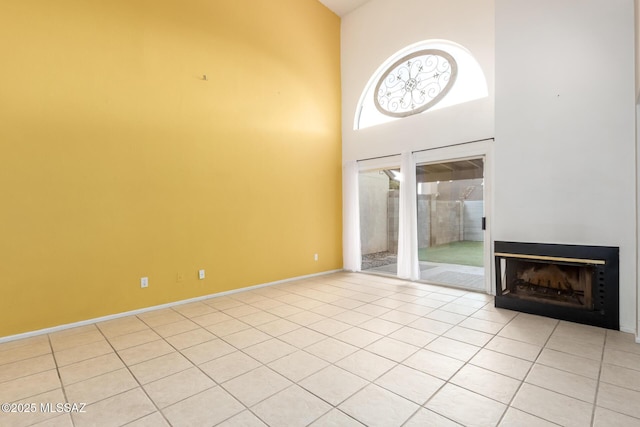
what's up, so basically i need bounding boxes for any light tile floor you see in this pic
[1,272,639,427]
[366,262,486,291]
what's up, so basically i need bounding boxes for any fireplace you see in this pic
[494,241,619,329]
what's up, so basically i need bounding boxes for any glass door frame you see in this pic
[356,155,402,278]
[414,140,493,294]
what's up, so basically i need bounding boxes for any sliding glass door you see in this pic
[416,158,485,290]
[359,168,400,276]
[351,142,491,291]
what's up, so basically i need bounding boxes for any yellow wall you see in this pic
[0,0,342,337]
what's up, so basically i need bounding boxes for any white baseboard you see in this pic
[0,269,343,344]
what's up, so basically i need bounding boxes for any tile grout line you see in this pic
[495,317,562,426]
[414,300,514,426]
[4,272,639,427]
[95,319,174,427]
[203,293,364,427]
[90,282,640,426]
[179,280,417,426]
[0,337,70,426]
[590,331,608,427]
[43,334,74,427]
[138,307,257,425]
[165,291,374,426]
[301,279,502,426]
[208,284,432,426]
[134,310,268,426]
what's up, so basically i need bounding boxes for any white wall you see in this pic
[494,0,637,332]
[341,0,495,162]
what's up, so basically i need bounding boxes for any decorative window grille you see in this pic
[354,40,488,130]
[374,50,457,118]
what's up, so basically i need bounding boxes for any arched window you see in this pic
[355,40,488,130]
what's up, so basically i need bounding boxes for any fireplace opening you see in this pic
[495,242,619,330]
[504,260,594,309]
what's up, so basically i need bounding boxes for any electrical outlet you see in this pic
[198,269,205,280]
[140,277,149,288]
[314,253,318,261]
[176,273,184,282]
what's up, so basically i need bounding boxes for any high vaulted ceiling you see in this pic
[317,0,371,17]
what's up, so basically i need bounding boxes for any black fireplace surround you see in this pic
[494,241,619,330]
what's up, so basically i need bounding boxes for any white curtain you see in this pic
[342,161,361,272]
[397,152,420,280]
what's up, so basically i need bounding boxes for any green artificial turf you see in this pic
[418,240,484,267]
